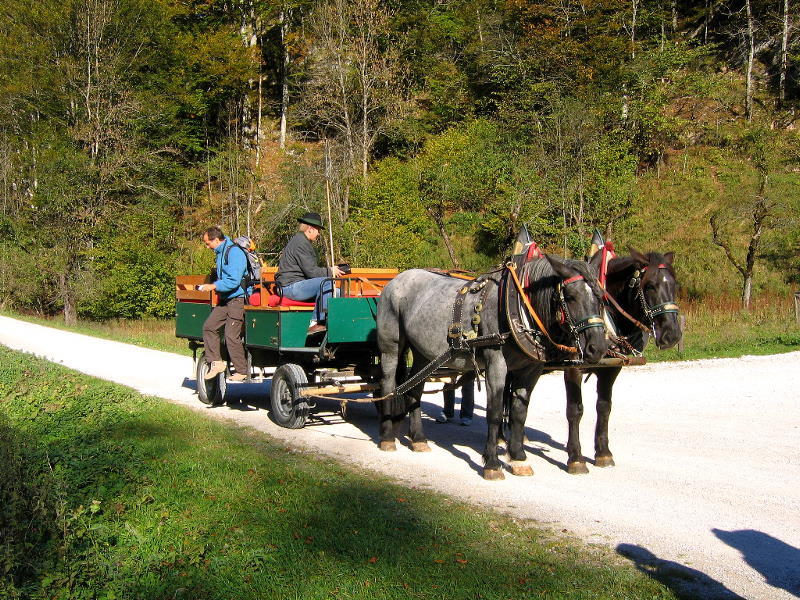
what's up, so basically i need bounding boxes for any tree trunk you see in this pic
[434,210,459,269]
[745,0,755,121]
[279,8,290,149]
[59,271,77,326]
[671,0,677,32]
[631,0,638,59]
[779,0,790,106]
[741,273,753,310]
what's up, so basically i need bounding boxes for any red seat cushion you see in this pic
[266,294,316,307]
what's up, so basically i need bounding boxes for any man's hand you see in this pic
[197,283,217,292]
[331,265,345,278]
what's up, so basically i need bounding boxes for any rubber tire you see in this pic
[270,363,309,429]
[196,351,227,407]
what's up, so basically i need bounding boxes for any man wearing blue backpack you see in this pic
[197,226,249,382]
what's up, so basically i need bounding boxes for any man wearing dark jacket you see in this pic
[197,226,249,382]
[276,212,343,334]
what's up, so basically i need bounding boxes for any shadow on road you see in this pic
[617,543,744,599]
[713,529,800,598]
[181,375,569,476]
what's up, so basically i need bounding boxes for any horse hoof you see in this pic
[483,468,505,481]
[595,455,615,468]
[411,441,432,453]
[379,441,397,452]
[568,461,590,475]
[510,461,533,477]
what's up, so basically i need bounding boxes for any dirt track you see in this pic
[1,314,798,599]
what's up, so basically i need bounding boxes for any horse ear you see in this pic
[628,246,648,267]
[663,252,675,265]
[544,253,572,279]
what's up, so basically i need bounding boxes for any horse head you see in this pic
[541,254,608,364]
[629,248,681,350]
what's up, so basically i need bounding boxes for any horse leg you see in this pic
[594,367,621,467]
[406,348,431,452]
[564,368,589,475]
[482,352,508,480]
[377,336,406,453]
[506,364,540,476]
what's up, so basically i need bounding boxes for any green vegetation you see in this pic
[0,347,676,599]
[0,0,798,324]
[645,295,800,362]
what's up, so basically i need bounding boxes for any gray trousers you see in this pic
[202,297,247,375]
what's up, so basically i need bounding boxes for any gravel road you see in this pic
[1,314,798,599]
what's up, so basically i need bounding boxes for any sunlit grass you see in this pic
[646,292,800,362]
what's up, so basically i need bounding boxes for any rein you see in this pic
[605,262,679,337]
[506,263,603,356]
[635,264,680,324]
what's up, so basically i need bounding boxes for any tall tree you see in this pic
[300,0,407,185]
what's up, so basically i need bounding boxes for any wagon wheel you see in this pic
[270,363,309,429]
[196,351,227,407]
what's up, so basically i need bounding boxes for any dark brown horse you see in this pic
[563,249,681,474]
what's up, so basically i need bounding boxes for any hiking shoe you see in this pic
[228,373,247,383]
[435,412,454,424]
[307,323,327,335]
[205,361,226,380]
[460,417,473,426]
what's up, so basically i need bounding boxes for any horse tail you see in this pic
[500,373,513,444]
[391,342,412,417]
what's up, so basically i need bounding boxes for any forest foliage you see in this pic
[0,0,798,321]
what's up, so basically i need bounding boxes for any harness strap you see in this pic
[371,332,508,402]
[603,291,651,333]
[507,263,578,354]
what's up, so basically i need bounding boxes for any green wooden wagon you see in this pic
[175,268,397,428]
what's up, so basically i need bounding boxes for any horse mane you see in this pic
[519,258,603,341]
[606,252,676,285]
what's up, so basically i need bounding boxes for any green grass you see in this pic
[0,347,676,600]
[644,293,800,362]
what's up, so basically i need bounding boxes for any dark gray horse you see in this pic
[377,255,608,480]
[563,249,681,474]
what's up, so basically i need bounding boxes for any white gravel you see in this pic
[1,314,798,599]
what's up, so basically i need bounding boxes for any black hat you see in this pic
[298,212,324,229]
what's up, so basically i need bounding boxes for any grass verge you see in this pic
[5,292,800,364]
[0,346,676,600]
[644,294,800,362]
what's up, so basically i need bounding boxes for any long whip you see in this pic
[324,140,335,267]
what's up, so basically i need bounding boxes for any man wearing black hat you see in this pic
[276,212,344,334]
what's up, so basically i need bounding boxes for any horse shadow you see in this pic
[617,543,744,599]
[712,529,800,598]
[340,393,569,477]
